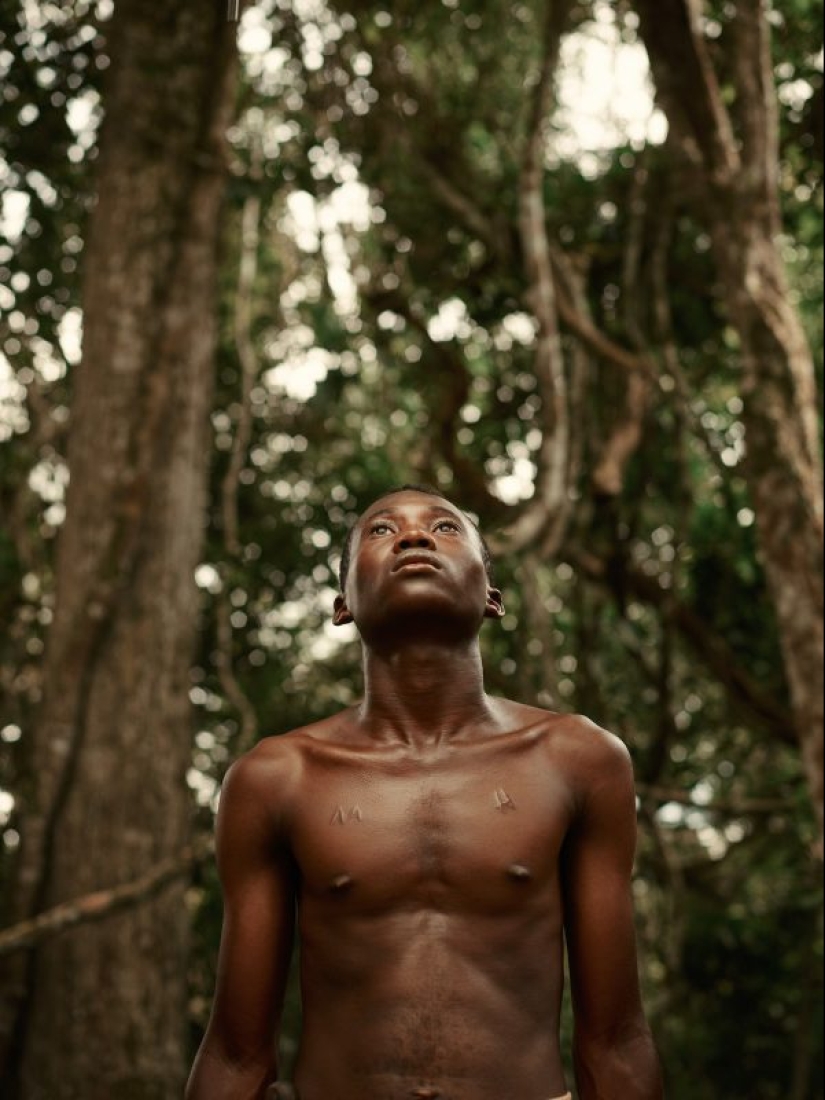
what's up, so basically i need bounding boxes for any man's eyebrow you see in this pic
[360,505,466,525]
[428,506,467,523]
[360,508,398,525]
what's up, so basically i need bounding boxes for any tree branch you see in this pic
[503,0,576,555]
[222,162,263,560]
[634,0,740,184]
[551,251,657,378]
[638,784,792,816]
[729,0,782,227]
[590,160,655,497]
[216,154,264,755]
[637,803,687,978]
[419,157,508,260]
[0,837,214,958]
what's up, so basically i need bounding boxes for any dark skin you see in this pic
[186,490,664,1100]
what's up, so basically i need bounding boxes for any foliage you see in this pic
[0,0,822,1096]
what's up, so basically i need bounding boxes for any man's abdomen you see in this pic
[292,909,567,1100]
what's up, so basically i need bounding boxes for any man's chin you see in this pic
[356,596,485,645]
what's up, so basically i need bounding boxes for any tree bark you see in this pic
[634,0,825,844]
[506,0,578,554]
[0,2,238,1096]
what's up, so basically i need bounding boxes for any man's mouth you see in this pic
[392,553,442,572]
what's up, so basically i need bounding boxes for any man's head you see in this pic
[333,486,504,644]
[338,485,495,593]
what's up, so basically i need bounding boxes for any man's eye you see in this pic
[370,524,393,535]
[436,521,461,533]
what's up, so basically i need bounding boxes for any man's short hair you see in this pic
[338,484,495,593]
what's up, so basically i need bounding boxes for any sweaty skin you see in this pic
[186,491,664,1100]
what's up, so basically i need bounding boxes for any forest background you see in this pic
[0,0,822,1098]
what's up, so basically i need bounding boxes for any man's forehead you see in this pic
[359,492,466,526]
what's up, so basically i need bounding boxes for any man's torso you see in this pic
[269,701,584,1100]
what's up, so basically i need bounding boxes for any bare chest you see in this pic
[289,746,572,914]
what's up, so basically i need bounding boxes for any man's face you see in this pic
[334,491,504,642]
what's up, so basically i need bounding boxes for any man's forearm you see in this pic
[574,1026,664,1100]
[185,1044,277,1100]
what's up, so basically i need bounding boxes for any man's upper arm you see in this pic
[205,748,297,1068]
[562,725,646,1044]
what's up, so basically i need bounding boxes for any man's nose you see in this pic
[394,527,436,552]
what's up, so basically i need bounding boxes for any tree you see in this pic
[0,1,238,1096]
[632,0,824,843]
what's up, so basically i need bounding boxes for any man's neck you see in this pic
[359,638,494,750]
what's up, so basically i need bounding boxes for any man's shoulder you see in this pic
[220,708,343,778]
[224,708,360,787]
[498,699,632,773]
[219,710,360,832]
[547,714,635,817]
[553,711,630,764]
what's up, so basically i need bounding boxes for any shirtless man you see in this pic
[186,486,664,1100]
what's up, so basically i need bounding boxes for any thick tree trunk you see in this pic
[716,221,825,842]
[0,3,238,1096]
[633,0,824,844]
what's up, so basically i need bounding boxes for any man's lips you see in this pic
[392,553,442,573]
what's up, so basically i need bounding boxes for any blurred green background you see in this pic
[0,1,822,1097]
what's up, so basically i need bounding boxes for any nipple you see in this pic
[411,1089,441,1099]
[330,874,355,893]
[507,863,533,882]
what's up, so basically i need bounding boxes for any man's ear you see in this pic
[484,587,505,620]
[333,594,354,627]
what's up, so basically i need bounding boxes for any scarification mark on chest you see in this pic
[494,788,517,813]
[330,805,363,826]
